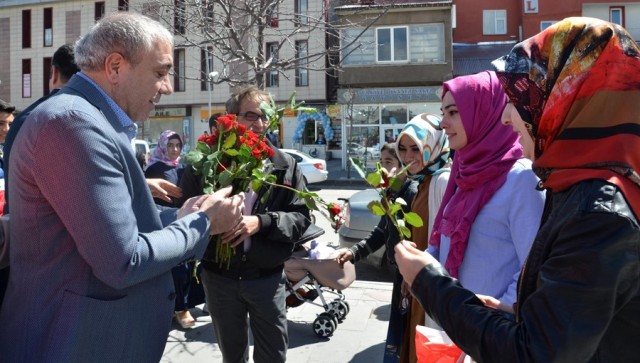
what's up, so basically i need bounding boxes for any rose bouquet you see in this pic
[184,114,275,268]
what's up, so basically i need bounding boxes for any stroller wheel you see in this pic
[313,312,336,338]
[329,300,350,321]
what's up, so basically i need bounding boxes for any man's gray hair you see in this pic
[74,12,173,71]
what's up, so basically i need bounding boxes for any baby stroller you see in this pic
[284,224,356,338]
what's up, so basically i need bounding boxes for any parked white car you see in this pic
[281,149,329,184]
[131,139,150,166]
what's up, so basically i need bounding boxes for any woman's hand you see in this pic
[394,240,439,287]
[147,178,182,203]
[335,248,354,266]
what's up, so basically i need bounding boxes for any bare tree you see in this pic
[133,0,386,90]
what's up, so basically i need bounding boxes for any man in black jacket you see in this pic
[179,86,310,363]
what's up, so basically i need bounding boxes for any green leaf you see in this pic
[252,179,262,192]
[367,200,386,216]
[388,202,401,215]
[397,225,412,239]
[184,150,204,165]
[225,149,239,156]
[203,185,213,194]
[350,157,366,179]
[218,170,233,188]
[196,142,211,154]
[287,91,297,108]
[404,212,424,227]
[389,176,403,192]
[223,133,237,149]
[366,172,382,188]
[304,195,319,211]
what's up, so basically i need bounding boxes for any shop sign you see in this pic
[524,0,538,14]
[149,107,186,118]
[337,87,442,104]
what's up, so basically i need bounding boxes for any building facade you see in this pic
[334,0,453,170]
[0,0,332,151]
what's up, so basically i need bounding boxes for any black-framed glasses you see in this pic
[237,111,265,122]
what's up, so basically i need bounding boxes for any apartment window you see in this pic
[201,46,214,91]
[266,42,279,87]
[43,57,52,95]
[43,8,53,47]
[343,24,444,66]
[22,59,32,98]
[410,23,445,63]
[22,10,31,48]
[95,2,105,21]
[295,0,308,27]
[174,0,186,35]
[295,40,308,87]
[174,49,186,92]
[610,7,624,27]
[483,10,507,35]
[540,21,558,31]
[118,0,129,11]
[377,27,408,62]
[266,5,279,28]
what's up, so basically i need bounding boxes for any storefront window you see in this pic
[345,125,379,169]
[408,103,442,120]
[381,104,407,124]
[351,105,380,124]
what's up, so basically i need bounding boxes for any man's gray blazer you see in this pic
[0,74,211,362]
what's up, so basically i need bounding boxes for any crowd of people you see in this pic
[0,11,638,363]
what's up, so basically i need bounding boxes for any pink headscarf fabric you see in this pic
[430,71,523,278]
[148,130,181,167]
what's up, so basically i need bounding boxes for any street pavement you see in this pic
[161,161,396,362]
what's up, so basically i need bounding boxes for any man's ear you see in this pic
[50,66,60,87]
[104,52,125,83]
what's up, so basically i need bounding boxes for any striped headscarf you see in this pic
[493,17,640,218]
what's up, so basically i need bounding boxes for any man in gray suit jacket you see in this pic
[0,12,243,363]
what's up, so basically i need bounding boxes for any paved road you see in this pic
[161,186,395,362]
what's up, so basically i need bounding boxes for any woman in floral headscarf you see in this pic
[393,17,640,362]
[429,70,544,313]
[145,130,199,329]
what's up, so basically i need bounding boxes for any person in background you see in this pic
[0,13,244,362]
[145,130,201,329]
[179,86,311,363]
[0,100,15,152]
[315,133,326,145]
[429,70,544,315]
[3,45,79,200]
[395,17,640,362]
[336,142,419,363]
[0,99,15,306]
[335,115,450,363]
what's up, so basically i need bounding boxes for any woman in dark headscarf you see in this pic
[394,17,640,362]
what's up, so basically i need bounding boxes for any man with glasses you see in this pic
[180,86,311,363]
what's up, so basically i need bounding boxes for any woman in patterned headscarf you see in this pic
[337,114,450,363]
[394,17,640,362]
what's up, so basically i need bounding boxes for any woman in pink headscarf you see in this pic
[428,70,545,314]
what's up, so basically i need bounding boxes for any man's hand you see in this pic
[476,294,515,314]
[197,186,244,235]
[394,240,439,287]
[221,215,261,247]
[335,248,354,266]
[147,178,182,203]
